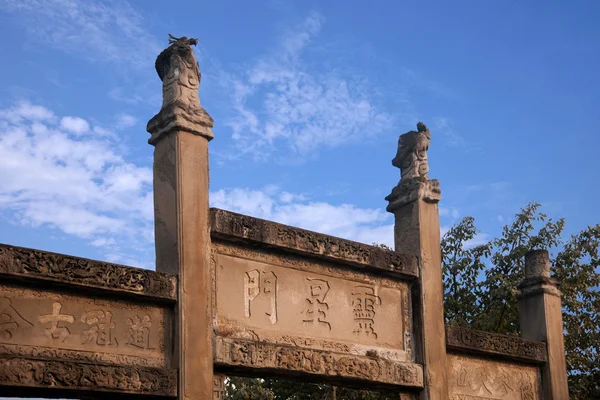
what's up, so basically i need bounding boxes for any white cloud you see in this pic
[60,116,90,135]
[0,102,153,264]
[210,186,394,247]
[116,113,138,129]
[0,0,161,69]
[223,12,392,160]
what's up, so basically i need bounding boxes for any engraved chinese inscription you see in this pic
[0,284,170,368]
[0,297,33,340]
[38,302,74,342]
[244,270,277,324]
[127,315,153,349]
[215,251,409,357]
[81,310,117,346]
[352,286,381,339]
[302,278,331,331]
[447,354,541,400]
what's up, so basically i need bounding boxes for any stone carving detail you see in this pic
[0,244,176,300]
[448,354,541,400]
[210,208,419,278]
[38,302,74,343]
[127,315,153,349]
[386,122,441,210]
[215,337,423,388]
[1,285,169,368]
[0,344,165,368]
[213,374,226,400]
[0,357,176,396]
[302,278,331,330]
[244,270,278,324]
[147,34,214,142]
[446,325,547,363]
[0,297,33,340]
[392,122,431,181]
[81,310,117,346]
[352,286,381,339]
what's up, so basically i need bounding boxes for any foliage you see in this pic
[442,203,599,399]
[224,203,600,399]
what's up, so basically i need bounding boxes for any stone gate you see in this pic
[0,35,569,399]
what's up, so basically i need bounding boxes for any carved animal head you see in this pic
[155,34,200,82]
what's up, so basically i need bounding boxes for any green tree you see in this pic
[442,203,599,399]
[225,203,600,399]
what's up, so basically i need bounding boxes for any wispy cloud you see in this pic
[0,101,154,266]
[210,186,395,247]
[0,0,161,69]
[221,12,393,161]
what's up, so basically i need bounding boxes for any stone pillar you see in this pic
[147,35,215,400]
[386,123,447,400]
[518,250,569,399]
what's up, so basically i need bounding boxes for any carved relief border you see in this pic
[446,325,547,363]
[0,356,177,396]
[210,208,419,279]
[215,337,424,388]
[0,244,176,301]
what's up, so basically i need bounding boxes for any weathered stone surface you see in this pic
[524,250,551,279]
[385,178,441,211]
[213,244,412,362]
[446,326,547,363]
[519,249,569,399]
[0,284,171,368]
[0,243,176,301]
[215,337,424,388]
[149,34,215,400]
[210,208,419,279]
[388,123,447,400]
[392,122,431,181]
[0,356,176,396]
[447,354,541,400]
[386,123,441,211]
[147,34,214,144]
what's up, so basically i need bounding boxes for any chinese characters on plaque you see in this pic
[1,296,153,350]
[244,270,278,324]
[243,271,382,338]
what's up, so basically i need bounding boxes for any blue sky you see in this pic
[0,0,599,270]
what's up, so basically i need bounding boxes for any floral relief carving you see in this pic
[210,208,418,278]
[0,357,176,396]
[0,244,176,300]
[446,325,547,363]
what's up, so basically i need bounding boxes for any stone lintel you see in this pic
[0,243,177,302]
[0,356,176,397]
[147,104,215,145]
[385,178,441,213]
[445,325,547,364]
[214,336,424,389]
[210,208,419,279]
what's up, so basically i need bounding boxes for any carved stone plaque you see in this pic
[212,242,420,387]
[0,284,171,368]
[447,354,541,400]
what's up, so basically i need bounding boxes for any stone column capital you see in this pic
[518,249,561,298]
[147,34,214,145]
[385,177,441,213]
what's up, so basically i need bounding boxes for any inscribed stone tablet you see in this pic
[0,284,171,368]
[447,354,541,400]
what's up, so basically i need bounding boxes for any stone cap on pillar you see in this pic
[147,34,214,145]
[385,122,441,212]
[518,249,561,298]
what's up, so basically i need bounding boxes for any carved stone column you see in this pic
[518,250,569,399]
[147,35,215,400]
[386,123,447,400]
